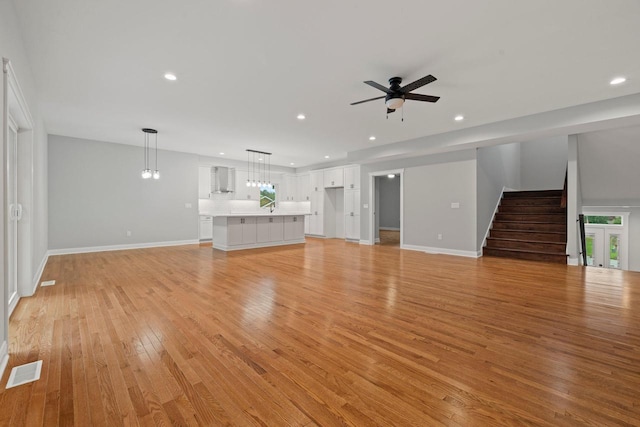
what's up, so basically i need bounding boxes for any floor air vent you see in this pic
[6,360,43,389]
[41,280,56,287]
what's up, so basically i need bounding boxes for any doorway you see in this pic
[583,212,629,270]
[369,169,403,247]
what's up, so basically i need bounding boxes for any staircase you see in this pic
[483,190,567,264]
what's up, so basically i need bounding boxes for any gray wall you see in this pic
[360,149,477,253]
[520,136,568,190]
[476,142,521,251]
[49,135,199,249]
[377,175,400,229]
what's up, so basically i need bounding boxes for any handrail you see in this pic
[560,167,568,208]
[578,214,587,266]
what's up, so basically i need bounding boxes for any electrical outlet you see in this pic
[437,233,443,240]
[451,202,460,209]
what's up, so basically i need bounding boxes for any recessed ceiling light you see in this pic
[164,73,177,81]
[324,155,330,159]
[297,114,306,120]
[219,152,225,155]
[610,77,626,85]
[290,162,295,166]
[454,115,464,121]
[369,136,376,141]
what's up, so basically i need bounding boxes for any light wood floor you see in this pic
[2,238,640,426]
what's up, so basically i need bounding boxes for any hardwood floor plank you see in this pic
[1,239,640,426]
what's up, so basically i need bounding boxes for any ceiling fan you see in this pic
[351,75,440,114]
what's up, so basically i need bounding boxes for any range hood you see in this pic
[211,166,235,193]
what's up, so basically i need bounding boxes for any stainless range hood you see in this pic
[211,166,235,193]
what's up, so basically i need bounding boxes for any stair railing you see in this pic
[578,214,587,266]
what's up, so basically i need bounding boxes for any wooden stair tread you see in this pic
[484,247,568,256]
[487,237,566,245]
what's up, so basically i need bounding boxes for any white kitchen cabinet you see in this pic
[257,217,284,243]
[284,216,305,241]
[199,216,213,240]
[198,166,211,199]
[344,165,360,190]
[323,167,344,188]
[234,170,260,201]
[297,173,311,202]
[308,189,324,236]
[227,217,257,245]
[310,170,324,192]
[344,189,360,241]
[282,174,298,201]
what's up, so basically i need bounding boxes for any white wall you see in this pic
[476,142,521,250]
[49,135,199,250]
[1,0,49,376]
[520,136,568,190]
[378,175,400,230]
[360,149,477,254]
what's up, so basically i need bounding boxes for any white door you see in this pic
[585,226,625,269]
[7,121,20,309]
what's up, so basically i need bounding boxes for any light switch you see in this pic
[451,202,460,209]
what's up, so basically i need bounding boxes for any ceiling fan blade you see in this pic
[364,81,391,93]
[387,108,396,114]
[401,75,437,93]
[404,93,440,103]
[351,95,386,106]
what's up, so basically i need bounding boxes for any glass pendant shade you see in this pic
[142,128,159,180]
[141,169,152,179]
[153,170,160,179]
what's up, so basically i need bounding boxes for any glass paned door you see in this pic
[584,226,624,269]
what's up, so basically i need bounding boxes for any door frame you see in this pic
[368,169,404,247]
[582,211,630,270]
[3,58,35,320]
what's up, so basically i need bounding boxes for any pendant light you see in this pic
[141,128,159,179]
[246,149,272,188]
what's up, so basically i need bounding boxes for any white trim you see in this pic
[3,60,34,128]
[567,257,579,266]
[8,293,18,318]
[402,244,481,258]
[32,253,49,293]
[375,238,380,243]
[369,169,404,248]
[581,210,630,270]
[481,186,506,250]
[359,239,372,245]
[47,239,200,256]
[379,227,400,231]
[0,341,8,382]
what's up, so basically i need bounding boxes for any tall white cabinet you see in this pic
[308,170,324,236]
[343,166,361,241]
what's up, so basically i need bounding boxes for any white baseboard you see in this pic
[375,238,381,243]
[48,239,200,256]
[0,341,8,383]
[567,257,579,266]
[31,252,50,294]
[8,294,19,318]
[482,187,506,249]
[359,239,373,245]
[379,227,400,231]
[402,244,481,258]
[212,239,305,252]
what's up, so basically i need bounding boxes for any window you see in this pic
[260,185,276,208]
[584,215,623,225]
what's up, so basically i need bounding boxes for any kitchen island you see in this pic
[210,213,307,251]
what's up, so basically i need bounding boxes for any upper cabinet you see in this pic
[234,169,260,200]
[198,166,211,199]
[297,174,311,202]
[344,165,360,190]
[281,174,298,201]
[310,170,324,192]
[323,167,344,188]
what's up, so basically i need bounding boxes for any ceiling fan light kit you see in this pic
[351,75,440,118]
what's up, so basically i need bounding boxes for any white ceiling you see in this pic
[12,0,640,167]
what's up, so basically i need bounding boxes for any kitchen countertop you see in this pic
[200,212,311,217]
